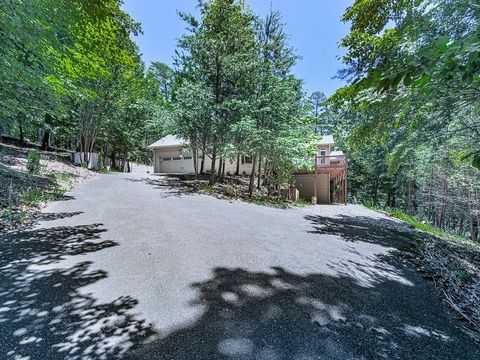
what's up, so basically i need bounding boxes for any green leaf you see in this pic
[472,154,480,170]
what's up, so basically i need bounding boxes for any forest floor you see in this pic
[154,174,310,208]
[371,206,480,343]
[413,231,480,344]
[0,141,95,230]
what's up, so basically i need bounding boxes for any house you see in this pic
[148,134,347,204]
[147,135,254,175]
[293,134,348,204]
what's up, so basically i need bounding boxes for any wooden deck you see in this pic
[313,155,348,204]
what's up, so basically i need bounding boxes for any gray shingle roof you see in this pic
[147,135,187,149]
[317,134,335,145]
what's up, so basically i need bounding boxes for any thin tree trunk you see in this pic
[18,112,25,146]
[200,153,205,174]
[428,168,434,222]
[41,131,50,150]
[200,137,206,174]
[257,155,262,189]
[192,146,198,180]
[469,190,478,241]
[248,155,257,197]
[217,157,223,178]
[235,154,240,175]
[209,146,217,185]
[439,175,447,229]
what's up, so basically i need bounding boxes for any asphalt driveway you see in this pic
[1,167,478,359]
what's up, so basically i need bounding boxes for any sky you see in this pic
[122,0,352,96]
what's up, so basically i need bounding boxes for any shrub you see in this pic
[26,150,40,174]
[224,185,236,197]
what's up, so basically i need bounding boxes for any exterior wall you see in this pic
[293,174,330,204]
[153,147,195,174]
[317,144,331,166]
[153,147,254,175]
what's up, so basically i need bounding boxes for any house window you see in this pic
[320,149,326,156]
[183,156,192,160]
[163,157,171,161]
[172,157,181,161]
[241,156,253,164]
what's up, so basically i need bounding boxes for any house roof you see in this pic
[316,134,335,145]
[331,150,344,156]
[147,135,187,149]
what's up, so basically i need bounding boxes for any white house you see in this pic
[148,134,347,204]
[293,134,347,204]
[147,135,254,175]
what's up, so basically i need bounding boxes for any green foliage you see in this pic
[0,205,27,223]
[173,2,311,189]
[389,209,445,237]
[329,0,480,242]
[26,150,40,174]
[20,186,66,206]
[199,183,214,194]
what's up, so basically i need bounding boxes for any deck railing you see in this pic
[312,154,348,205]
[314,154,347,168]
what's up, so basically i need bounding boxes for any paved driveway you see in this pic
[1,168,478,359]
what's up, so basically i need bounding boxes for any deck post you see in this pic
[344,154,348,205]
[313,156,318,204]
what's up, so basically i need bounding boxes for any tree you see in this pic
[147,62,175,107]
[177,0,258,184]
[329,0,480,241]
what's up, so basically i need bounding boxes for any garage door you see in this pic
[159,155,194,173]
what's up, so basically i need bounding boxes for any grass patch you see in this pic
[20,186,67,206]
[249,196,310,208]
[58,172,77,182]
[199,183,215,194]
[364,202,479,251]
[389,210,445,237]
[0,204,27,223]
[291,198,311,207]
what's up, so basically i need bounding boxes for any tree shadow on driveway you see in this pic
[305,214,415,249]
[126,214,478,359]
[124,175,199,199]
[128,265,479,360]
[0,218,154,359]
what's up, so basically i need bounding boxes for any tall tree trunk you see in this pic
[200,137,206,174]
[248,155,257,197]
[257,155,262,189]
[209,146,217,185]
[192,146,198,180]
[200,153,205,174]
[17,112,25,146]
[439,175,447,229]
[235,154,240,175]
[469,190,478,242]
[217,157,223,178]
[406,180,412,214]
[428,168,434,222]
[41,130,50,150]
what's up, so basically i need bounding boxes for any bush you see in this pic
[224,185,236,197]
[26,150,40,174]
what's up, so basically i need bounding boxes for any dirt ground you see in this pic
[0,141,95,229]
